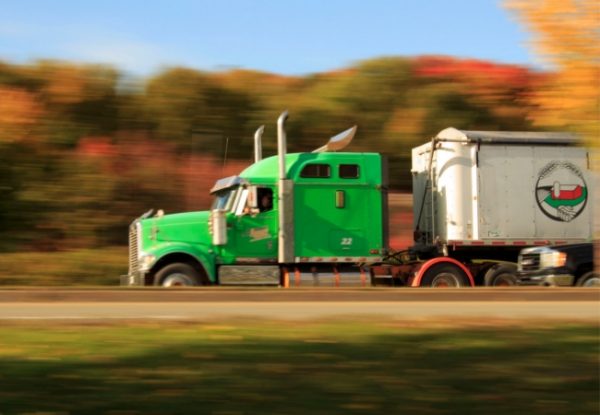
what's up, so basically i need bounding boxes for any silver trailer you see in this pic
[412,128,593,250]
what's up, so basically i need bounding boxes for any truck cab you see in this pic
[123,113,386,287]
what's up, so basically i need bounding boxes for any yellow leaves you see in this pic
[0,87,44,142]
[505,0,600,148]
[42,65,87,105]
[36,62,118,105]
[528,65,599,134]
[507,0,600,64]
[384,107,427,136]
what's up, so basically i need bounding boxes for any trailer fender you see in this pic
[412,257,475,287]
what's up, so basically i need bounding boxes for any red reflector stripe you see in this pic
[449,240,555,246]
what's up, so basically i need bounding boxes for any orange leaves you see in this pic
[0,87,44,143]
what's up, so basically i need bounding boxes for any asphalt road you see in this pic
[0,287,598,321]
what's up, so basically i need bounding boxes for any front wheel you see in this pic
[576,271,600,287]
[421,263,469,287]
[155,262,204,287]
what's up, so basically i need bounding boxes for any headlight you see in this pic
[138,254,156,272]
[540,250,567,269]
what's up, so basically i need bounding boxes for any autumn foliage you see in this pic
[506,0,599,147]
[0,50,589,251]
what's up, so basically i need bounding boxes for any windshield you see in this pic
[211,187,237,211]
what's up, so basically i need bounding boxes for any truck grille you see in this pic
[128,223,139,274]
[519,253,540,271]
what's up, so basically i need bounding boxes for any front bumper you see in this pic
[517,271,574,286]
[120,271,146,286]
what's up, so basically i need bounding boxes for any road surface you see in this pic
[0,287,598,321]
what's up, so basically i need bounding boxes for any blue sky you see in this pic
[0,0,538,76]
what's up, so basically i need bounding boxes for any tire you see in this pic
[421,263,469,287]
[155,262,203,287]
[484,264,518,287]
[576,271,600,287]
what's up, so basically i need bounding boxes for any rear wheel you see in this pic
[155,262,205,287]
[421,263,469,287]
[484,264,518,286]
[576,271,600,287]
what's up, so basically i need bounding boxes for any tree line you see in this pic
[0,55,586,252]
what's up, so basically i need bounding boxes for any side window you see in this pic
[257,188,273,212]
[339,164,359,179]
[300,163,331,178]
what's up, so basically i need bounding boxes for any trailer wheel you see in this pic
[156,262,203,287]
[484,264,518,286]
[421,263,468,287]
[576,271,600,287]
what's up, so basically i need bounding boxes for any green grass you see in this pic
[0,319,598,414]
[0,247,127,285]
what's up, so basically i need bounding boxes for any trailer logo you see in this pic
[536,162,587,222]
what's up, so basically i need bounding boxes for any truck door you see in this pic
[230,186,278,260]
[294,158,382,259]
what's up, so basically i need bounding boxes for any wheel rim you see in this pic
[582,276,600,287]
[431,273,460,287]
[493,274,516,287]
[162,273,192,287]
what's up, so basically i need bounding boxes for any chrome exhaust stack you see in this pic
[277,111,294,263]
[277,111,288,180]
[254,125,264,163]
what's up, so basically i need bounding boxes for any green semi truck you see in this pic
[122,111,593,287]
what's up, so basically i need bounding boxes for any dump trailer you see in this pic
[372,128,593,286]
[122,111,593,287]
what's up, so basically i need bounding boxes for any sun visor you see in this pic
[210,176,247,194]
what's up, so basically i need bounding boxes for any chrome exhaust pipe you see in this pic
[276,110,294,263]
[277,111,288,180]
[254,125,264,163]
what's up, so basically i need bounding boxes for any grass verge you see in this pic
[0,247,127,285]
[0,319,598,414]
